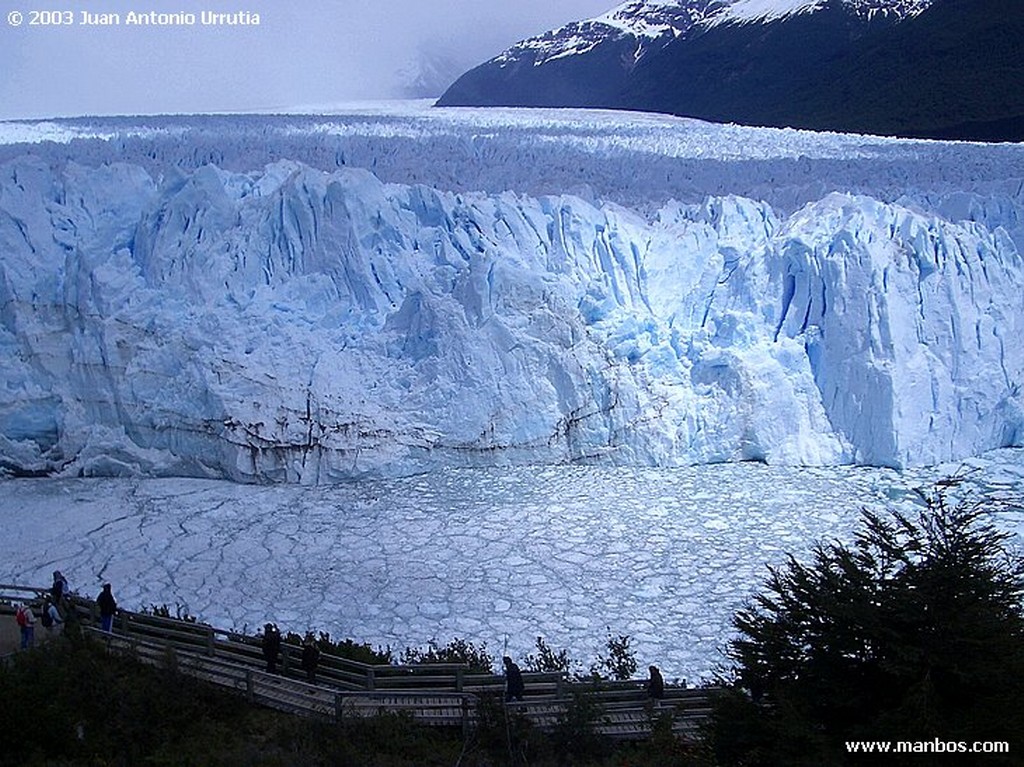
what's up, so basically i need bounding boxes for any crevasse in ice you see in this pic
[1,111,1022,482]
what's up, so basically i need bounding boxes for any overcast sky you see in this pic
[0,0,614,119]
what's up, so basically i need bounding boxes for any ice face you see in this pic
[1,109,1022,482]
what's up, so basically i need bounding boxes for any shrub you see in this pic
[400,637,494,673]
[141,602,200,622]
[523,635,577,675]
[0,634,461,765]
[709,481,1024,765]
[590,628,638,681]
[470,690,537,765]
[549,686,611,764]
[281,629,394,665]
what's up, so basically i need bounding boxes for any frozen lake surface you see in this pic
[3,452,1023,682]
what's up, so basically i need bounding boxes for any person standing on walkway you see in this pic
[51,571,69,606]
[646,665,665,701]
[503,656,525,702]
[41,596,63,635]
[262,623,281,673]
[301,633,320,683]
[15,602,36,648]
[97,583,117,633]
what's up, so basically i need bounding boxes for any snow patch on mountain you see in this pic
[720,0,826,23]
[495,0,713,68]
[593,0,715,38]
[720,0,932,23]
[488,0,935,70]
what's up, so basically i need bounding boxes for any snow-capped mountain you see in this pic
[498,0,933,68]
[1,108,1023,483]
[490,0,715,70]
[438,0,1024,141]
[442,0,930,88]
[434,1,708,112]
[493,0,930,68]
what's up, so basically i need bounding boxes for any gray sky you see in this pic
[0,0,614,119]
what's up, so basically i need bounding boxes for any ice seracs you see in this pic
[0,110,1021,482]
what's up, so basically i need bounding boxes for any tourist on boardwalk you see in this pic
[97,583,117,632]
[301,633,320,683]
[15,602,36,648]
[41,596,63,635]
[262,623,281,673]
[503,656,525,702]
[51,571,69,605]
[646,665,665,700]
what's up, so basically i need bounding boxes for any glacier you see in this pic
[1,105,1023,482]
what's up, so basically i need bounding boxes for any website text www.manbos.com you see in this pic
[847,739,1011,755]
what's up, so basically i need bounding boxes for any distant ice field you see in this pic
[2,101,1022,216]
[3,452,1022,682]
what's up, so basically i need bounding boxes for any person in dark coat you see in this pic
[503,656,525,702]
[96,583,117,633]
[646,665,665,700]
[262,623,281,673]
[51,571,69,605]
[301,633,320,683]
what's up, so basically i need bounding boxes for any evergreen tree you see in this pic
[709,481,1024,765]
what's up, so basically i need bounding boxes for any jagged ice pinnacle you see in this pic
[0,110,1022,482]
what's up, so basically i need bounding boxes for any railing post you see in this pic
[121,612,130,637]
[246,670,254,704]
[334,692,344,723]
[366,668,376,691]
[282,645,290,675]
[556,673,566,699]
[206,627,215,657]
[456,667,464,692]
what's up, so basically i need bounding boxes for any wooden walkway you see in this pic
[0,584,714,740]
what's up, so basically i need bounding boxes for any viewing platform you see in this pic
[1,583,715,741]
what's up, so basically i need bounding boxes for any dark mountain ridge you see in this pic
[438,0,1024,142]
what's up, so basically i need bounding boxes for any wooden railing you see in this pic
[1,585,715,740]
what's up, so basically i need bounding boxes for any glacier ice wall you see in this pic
[1,152,1021,482]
